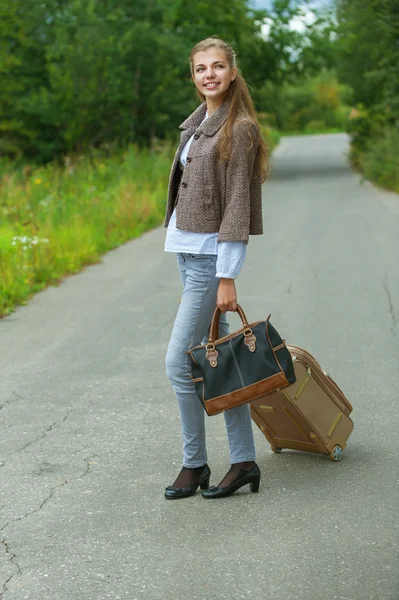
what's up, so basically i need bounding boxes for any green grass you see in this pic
[0,146,173,317]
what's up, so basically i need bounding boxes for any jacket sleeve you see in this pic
[217,120,259,243]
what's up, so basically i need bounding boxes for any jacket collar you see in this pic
[179,97,231,137]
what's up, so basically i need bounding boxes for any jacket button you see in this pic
[186,157,192,163]
[181,182,187,188]
[194,133,200,140]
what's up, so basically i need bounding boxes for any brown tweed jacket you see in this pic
[164,99,263,243]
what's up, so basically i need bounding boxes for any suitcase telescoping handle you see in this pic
[208,304,250,343]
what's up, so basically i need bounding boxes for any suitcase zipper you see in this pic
[289,345,352,415]
[324,375,353,413]
[293,356,352,416]
[310,367,351,415]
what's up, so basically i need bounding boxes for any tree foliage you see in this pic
[336,0,399,190]
[337,0,399,127]
[0,0,339,162]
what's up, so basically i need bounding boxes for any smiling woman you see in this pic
[162,37,269,500]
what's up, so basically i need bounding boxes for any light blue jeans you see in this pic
[165,253,256,468]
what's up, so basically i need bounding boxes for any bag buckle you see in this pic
[205,343,218,368]
[244,329,256,352]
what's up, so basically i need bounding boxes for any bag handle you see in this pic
[208,304,251,344]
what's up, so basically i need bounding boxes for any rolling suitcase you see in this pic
[250,345,354,461]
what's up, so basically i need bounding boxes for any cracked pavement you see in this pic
[1,133,399,599]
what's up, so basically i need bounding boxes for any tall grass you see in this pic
[0,146,172,317]
[346,108,399,193]
[357,127,399,193]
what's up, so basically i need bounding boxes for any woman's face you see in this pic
[192,48,237,102]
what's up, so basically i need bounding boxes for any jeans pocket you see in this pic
[187,253,215,260]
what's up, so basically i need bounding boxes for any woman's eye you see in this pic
[196,65,224,72]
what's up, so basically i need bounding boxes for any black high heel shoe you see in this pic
[201,463,260,499]
[164,464,211,499]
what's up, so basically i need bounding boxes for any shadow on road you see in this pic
[270,163,352,181]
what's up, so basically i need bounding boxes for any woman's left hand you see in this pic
[217,278,237,313]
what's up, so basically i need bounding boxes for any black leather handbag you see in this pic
[188,305,296,416]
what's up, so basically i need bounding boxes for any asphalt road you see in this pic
[1,133,398,600]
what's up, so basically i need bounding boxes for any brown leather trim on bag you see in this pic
[189,320,286,353]
[190,322,263,352]
[204,371,289,416]
[188,350,197,365]
[209,305,250,343]
[272,343,286,352]
[265,318,287,377]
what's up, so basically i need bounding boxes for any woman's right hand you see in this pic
[217,278,237,313]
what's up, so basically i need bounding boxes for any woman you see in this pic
[164,38,268,499]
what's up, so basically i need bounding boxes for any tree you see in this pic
[337,0,399,124]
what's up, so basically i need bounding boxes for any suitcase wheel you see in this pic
[329,445,343,462]
[271,446,283,454]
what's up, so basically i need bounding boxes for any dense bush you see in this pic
[257,72,350,133]
[337,0,399,191]
[337,0,399,127]
[356,128,399,192]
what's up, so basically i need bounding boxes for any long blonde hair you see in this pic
[190,38,269,182]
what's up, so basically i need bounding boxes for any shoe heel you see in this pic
[200,477,210,490]
[250,477,260,493]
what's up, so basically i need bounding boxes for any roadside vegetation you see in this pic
[0,0,397,317]
[260,71,351,135]
[0,148,172,316]
[337,0,399,193]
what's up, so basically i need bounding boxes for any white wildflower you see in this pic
[11,235,49,247]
